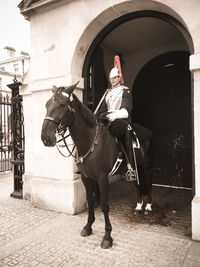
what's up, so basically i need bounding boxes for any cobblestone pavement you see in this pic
[0,172,200,267]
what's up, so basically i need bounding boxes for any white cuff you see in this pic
[107,108,128,121]
[115,108,129,119]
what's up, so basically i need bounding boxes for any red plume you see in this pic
[114,55,124,85]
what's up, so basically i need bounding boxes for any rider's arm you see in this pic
[121,88,133,115]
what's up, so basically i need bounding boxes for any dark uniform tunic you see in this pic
[96,85,133,140]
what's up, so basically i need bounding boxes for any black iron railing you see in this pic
[0,93,12,172]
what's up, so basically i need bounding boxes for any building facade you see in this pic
[19,0,200,240]
[0,46,30,91]
[0,47,30,172]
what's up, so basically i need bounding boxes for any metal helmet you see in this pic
[109,67,120,79]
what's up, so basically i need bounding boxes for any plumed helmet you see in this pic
[109,67,120,79]
[109,55,124,84]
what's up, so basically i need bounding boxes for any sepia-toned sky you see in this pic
[0,0,30,60]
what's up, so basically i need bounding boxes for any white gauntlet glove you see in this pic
[106,108,128,122]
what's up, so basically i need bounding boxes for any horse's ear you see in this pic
[52,85,57,93]
[63,81,79,95]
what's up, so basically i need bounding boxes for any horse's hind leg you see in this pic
[144,160,153,214]
[134,167,143,212]
[145,177,153,213]
[80,176,95,237]
[99,176,113,249]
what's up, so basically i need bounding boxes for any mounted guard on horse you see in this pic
[96,55,139,183]
[41,55,153,249]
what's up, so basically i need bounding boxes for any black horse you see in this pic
[41,83,153,249]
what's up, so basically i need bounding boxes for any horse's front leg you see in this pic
[80,176,95,237]
[99,176,113,249]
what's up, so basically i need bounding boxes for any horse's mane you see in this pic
[72,94,96,126]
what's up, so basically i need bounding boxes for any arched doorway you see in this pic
[132,51,192,188]
[82,11,193,189]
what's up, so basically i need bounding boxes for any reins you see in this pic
[56,132,76,158]
[55,122,99,162]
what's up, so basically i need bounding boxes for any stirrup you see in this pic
[125,168,137,182]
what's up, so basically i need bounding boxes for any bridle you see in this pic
[44,94,76,157]
[44,116,60,126]
[44,92,99,162]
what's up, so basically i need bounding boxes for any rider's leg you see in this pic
[121,126,137,182]
[108,119,137,182]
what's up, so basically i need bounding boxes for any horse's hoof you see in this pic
[80,227,92,237]
[100,237,113,249]
[135,201,143,212]
[144,203,152,215]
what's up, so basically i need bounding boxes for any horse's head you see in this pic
[41,82,79,146]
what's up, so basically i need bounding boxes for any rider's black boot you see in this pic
[122,127,137,182]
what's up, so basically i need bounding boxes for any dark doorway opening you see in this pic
[83,47,108,112]
[132,51,192,188]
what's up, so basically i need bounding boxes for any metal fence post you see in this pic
[7,78,25,199]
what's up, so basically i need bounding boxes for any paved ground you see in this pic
[0,172,200,267]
